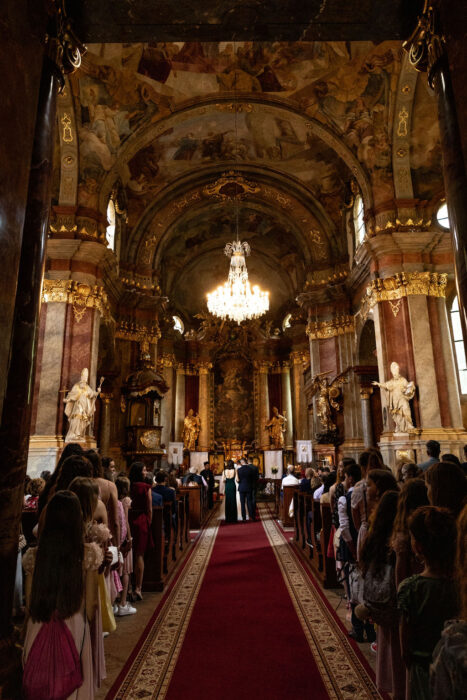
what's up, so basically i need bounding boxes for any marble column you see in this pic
[360,388,374,448]
[435,297,463,426]
[99,394,112,457]
[291,352,308,440]
[174,366,185,442]
[0,54,59,642]
[258,364,270,449]
[280,363,293,449]
[198,364,211,452]
[160,360,174,447]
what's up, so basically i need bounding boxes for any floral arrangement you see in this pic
[271,466,278,475]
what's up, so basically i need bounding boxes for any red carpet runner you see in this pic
[165,518,329,699]
[107,511,383,699]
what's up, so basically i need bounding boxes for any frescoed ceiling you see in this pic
[53,38,444,325]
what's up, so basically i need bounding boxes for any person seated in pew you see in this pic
[183,466,207,487]
[153,471,176,511]
[149,471,163,509]
[281,464,300,489]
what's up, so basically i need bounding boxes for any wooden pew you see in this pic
[178,485,207,530]
[319,501,338,588]
[143,505,164,591]
[281,485,298,527]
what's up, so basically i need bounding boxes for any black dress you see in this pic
[224,471,238,523]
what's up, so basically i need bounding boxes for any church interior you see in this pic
[1,1,467,698]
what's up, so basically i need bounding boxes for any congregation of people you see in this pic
[15,438,467,700]
[18,445,215,700]
[294,440,467,700]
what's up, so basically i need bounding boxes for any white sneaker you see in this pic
[118,603,137,616]
[113,604,119,615]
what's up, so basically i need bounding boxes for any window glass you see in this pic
[173,316,184,334]
[353,194,366,247]
[106,199,116,250]
[450,296,467,394]
[436,202,450,229]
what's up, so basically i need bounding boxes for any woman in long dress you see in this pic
[222,459,238,523]
[23,491,103,700]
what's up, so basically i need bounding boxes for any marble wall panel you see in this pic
[35,302,67,435]
[407,295,441,428]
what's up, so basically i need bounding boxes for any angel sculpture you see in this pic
[309,370,349,432]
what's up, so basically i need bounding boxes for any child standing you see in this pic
[116,476,136,616]
[398,506,458,700]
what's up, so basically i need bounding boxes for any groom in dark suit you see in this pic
[237,459,256,522]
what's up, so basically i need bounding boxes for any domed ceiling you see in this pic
[54,39,444,326]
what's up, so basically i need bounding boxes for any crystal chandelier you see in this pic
[207,240,269,324]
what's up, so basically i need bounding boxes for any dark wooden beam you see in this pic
[68,0,423,44]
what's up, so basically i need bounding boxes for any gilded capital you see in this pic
[42,279,111,322]
[306,315,355,340]
[198,361,213,375]
[115,319,161,344]
[361,271,447,319]
[360,387,373,400]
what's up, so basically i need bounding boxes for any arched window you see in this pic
[353,194,366,247]
[450,296,467,394]
[282,313,292,331]
[106,198,116,250]
[173,316,184,334]
[436,202,450,230]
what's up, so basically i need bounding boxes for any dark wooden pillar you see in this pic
[0,53,59,642]
[404,1,467,344]
[0,8,85,688]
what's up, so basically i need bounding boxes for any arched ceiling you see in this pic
[54,39,444,326]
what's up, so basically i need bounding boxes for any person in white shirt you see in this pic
[281,464,300,489]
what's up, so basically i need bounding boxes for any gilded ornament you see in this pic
[361,271,447,319]
[309,370,349,432]
[306,315,354,340]
[115,319,161,344]
[203,171,260,201]
[403,1,445,88]
[397,107,409,137]
[389,299,402,317]
[61,113,73,142]
[46,0,86,90]
[41,279,111,322]
[265,407,287,449]
[140,430,161,450]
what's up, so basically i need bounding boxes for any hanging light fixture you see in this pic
[206,44,269,324]
[207,240,269,323]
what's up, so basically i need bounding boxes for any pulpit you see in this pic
[121,347,169,467]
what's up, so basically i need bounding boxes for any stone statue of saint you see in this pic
[265,407,287,449]
[183,408,201,451]
[64,368,103,442]
[373,362,416,433]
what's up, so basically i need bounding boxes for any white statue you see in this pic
[372,362,416,433]
[64,368,103,442]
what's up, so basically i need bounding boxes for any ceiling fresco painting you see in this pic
[54,38,444,331]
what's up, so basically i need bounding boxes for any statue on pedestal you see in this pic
[373,362,416,433]
[183,408,201,451]
[64,368,103,442]
[265,407,287,449]
[309,370,348,432]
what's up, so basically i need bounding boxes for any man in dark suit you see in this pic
[246,457,259,519]
[200,461,215,509]
[237,460,256,521]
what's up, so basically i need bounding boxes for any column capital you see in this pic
[157,353,175,368]
[361,271,447,321]
[42,278,111,322]
[290,350,308,365]
[175,363,185,374]
[306,315,354,340]
[197,362,213,375]
[281,361,291,372]
[100,393,113,404]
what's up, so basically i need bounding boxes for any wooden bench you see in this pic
[281,485,298,527]
[178,485,208,529]
[293,493,338,589]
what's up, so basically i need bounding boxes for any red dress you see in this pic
[129,482,153,555]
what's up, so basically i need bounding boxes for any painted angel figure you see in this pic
[309,370,349,432]
[373,362,415,433]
